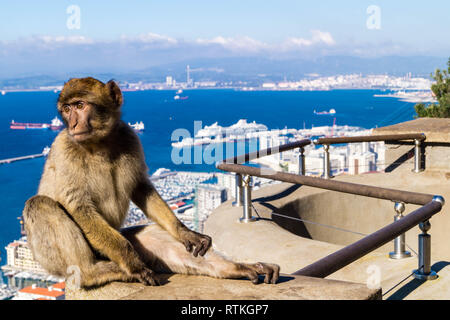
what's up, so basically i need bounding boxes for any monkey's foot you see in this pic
[133,267,160,286]
[245,262,280,284]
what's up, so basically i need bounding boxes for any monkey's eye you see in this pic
[62,105,71,113]
[76,102,85,110]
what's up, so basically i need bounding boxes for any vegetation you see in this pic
[415,57,450,118]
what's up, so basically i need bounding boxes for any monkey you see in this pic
[22,77,280,289]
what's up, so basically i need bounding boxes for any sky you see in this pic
[0,1,449,77]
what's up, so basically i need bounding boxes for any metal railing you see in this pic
[314,133,426,178]
[216,133,445,281]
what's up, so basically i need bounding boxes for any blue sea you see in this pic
[0,89,417,268]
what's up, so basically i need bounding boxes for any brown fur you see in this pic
[22,77,280,288]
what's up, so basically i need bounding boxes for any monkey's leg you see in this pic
[23,195,133,288]
[123,224,280,284]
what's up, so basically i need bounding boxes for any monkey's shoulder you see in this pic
[113,121,143,151]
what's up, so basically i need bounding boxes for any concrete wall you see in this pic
[373,118,450,173]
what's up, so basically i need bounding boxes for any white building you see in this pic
[348,142,377,175]
[166,76,173,87]
[196,184,227,213]
[3,239,46,274]
[216,172,237,199]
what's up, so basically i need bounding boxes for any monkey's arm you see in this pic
[132,179,212,257]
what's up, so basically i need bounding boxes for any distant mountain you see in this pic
[136,56,447,82]
[0,55,446,88]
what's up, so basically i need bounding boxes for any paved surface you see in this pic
[66,273,381,300]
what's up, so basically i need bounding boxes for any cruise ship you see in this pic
[172,119,268,148]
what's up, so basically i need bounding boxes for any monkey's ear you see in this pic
[106,80,123,108]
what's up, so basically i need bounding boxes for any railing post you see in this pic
[232,173,244,207]
[389,202,411,259]
[412,196,444,280]
[239,175,257,223]
[413,139,424,173]
[322,144,332,179]
[298,147,305,175]
[413,220,438,280]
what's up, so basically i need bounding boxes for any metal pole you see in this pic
[389,202,411,259]
[413,221,437,280]
[322,144,332,179]
[298,147,305,175]
[239,175,257,223]
[232,174,243,207]
[413,139,424,173]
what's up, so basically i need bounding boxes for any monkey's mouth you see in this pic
[71,131,92,141]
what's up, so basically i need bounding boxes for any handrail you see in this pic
[221,138,311,164]
[315,133,426,145]
[216,163,434,205]
[293,198,444,278]
[216,136,444,281]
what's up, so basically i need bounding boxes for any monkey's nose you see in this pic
[69,116,78,130]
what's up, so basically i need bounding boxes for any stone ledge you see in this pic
[65,273,381,300]
[373,118,450,143]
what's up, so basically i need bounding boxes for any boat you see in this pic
[10,117,63,130]
[1,91,5,96]
[174,95,189,100]
[42,146,51,156]
[128,121,145,131]
[314,108,336,115]
[49,117,63,130]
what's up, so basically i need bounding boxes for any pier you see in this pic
[0,152,45,164]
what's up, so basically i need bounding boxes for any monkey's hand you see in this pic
[133,267,160,286]
[179,228,212,257]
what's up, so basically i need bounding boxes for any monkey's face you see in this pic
[59,100,94,142]
[57,77,123,144]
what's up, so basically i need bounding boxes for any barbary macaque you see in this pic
[23,77,280,288]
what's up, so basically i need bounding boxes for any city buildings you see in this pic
[2,238,64,292]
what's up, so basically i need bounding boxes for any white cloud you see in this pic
[121,32,178,45]
[38,35,95,45]
[196,36,268,52]
[195,30,335,53]
[283,30,336,49]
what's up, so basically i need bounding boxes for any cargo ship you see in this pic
[128,121,145,131]
[314,108,336,115]
[10,117,63,131]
